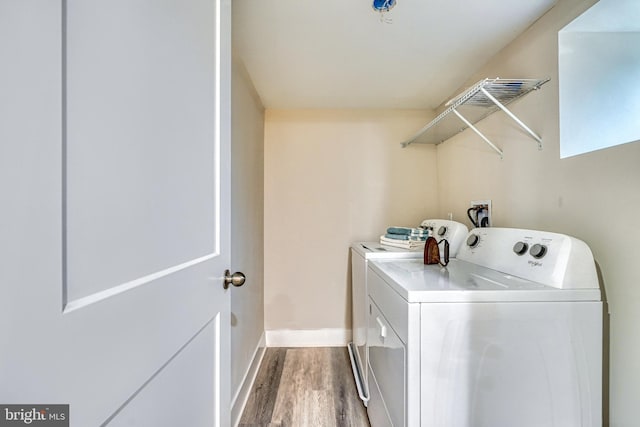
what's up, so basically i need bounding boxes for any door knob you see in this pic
[224,270,246,289]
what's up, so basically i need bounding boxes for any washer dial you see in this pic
[513,241,528,255]
[530,244,547,259]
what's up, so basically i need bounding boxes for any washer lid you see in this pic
[369,259,602,303]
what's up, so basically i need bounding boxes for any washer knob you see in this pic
[529,244,547,259]
[513,241,528,255]
[437,226,447,236]
[466,234,479,248]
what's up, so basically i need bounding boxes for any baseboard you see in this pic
[231,332,266,427]
[265,328,351,347]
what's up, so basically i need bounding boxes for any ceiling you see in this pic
[233,0,557,110]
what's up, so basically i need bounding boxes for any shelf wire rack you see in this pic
[401,78,550,157]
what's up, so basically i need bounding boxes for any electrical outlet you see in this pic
[470,200,492,228]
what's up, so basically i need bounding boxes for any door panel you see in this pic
[106,317,219,427]
[0,0,231,425]
[65,0,218,302]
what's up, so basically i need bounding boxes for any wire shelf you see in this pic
[400,78,550,154]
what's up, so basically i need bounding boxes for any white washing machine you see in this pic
[349,220,469,405]
[366,227,603,427]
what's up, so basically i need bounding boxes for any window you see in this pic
[558,0,640,158]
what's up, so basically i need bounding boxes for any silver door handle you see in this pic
[224,270,246,289]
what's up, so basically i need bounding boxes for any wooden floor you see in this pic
[239,347,370,427]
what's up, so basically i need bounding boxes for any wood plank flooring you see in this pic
[239,347,370,427]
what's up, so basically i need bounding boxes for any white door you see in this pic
[0,0,232,425]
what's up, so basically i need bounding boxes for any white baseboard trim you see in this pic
[265,328,351,347]
[231,332,266,427]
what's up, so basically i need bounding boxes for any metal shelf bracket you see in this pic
[479,87,543,151]
[452,108,504,158]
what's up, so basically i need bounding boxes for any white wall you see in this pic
[230,57,265,405]
[433,0,637,424]
[263,109,438,336]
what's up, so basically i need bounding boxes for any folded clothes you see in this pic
[380,241,425,250]
[380,241,418,250]
[384,233,409,241]
[386,226,413,235]
[387,226,430,236]
[380,235,426,249]
[384,234,428,241]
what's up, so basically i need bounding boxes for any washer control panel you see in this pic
[419,219,469,257]
[458,228,598,289]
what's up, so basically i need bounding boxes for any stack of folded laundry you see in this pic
[380,226,430,249]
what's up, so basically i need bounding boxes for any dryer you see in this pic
[349,220,468,404]
[367,227,602,427]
